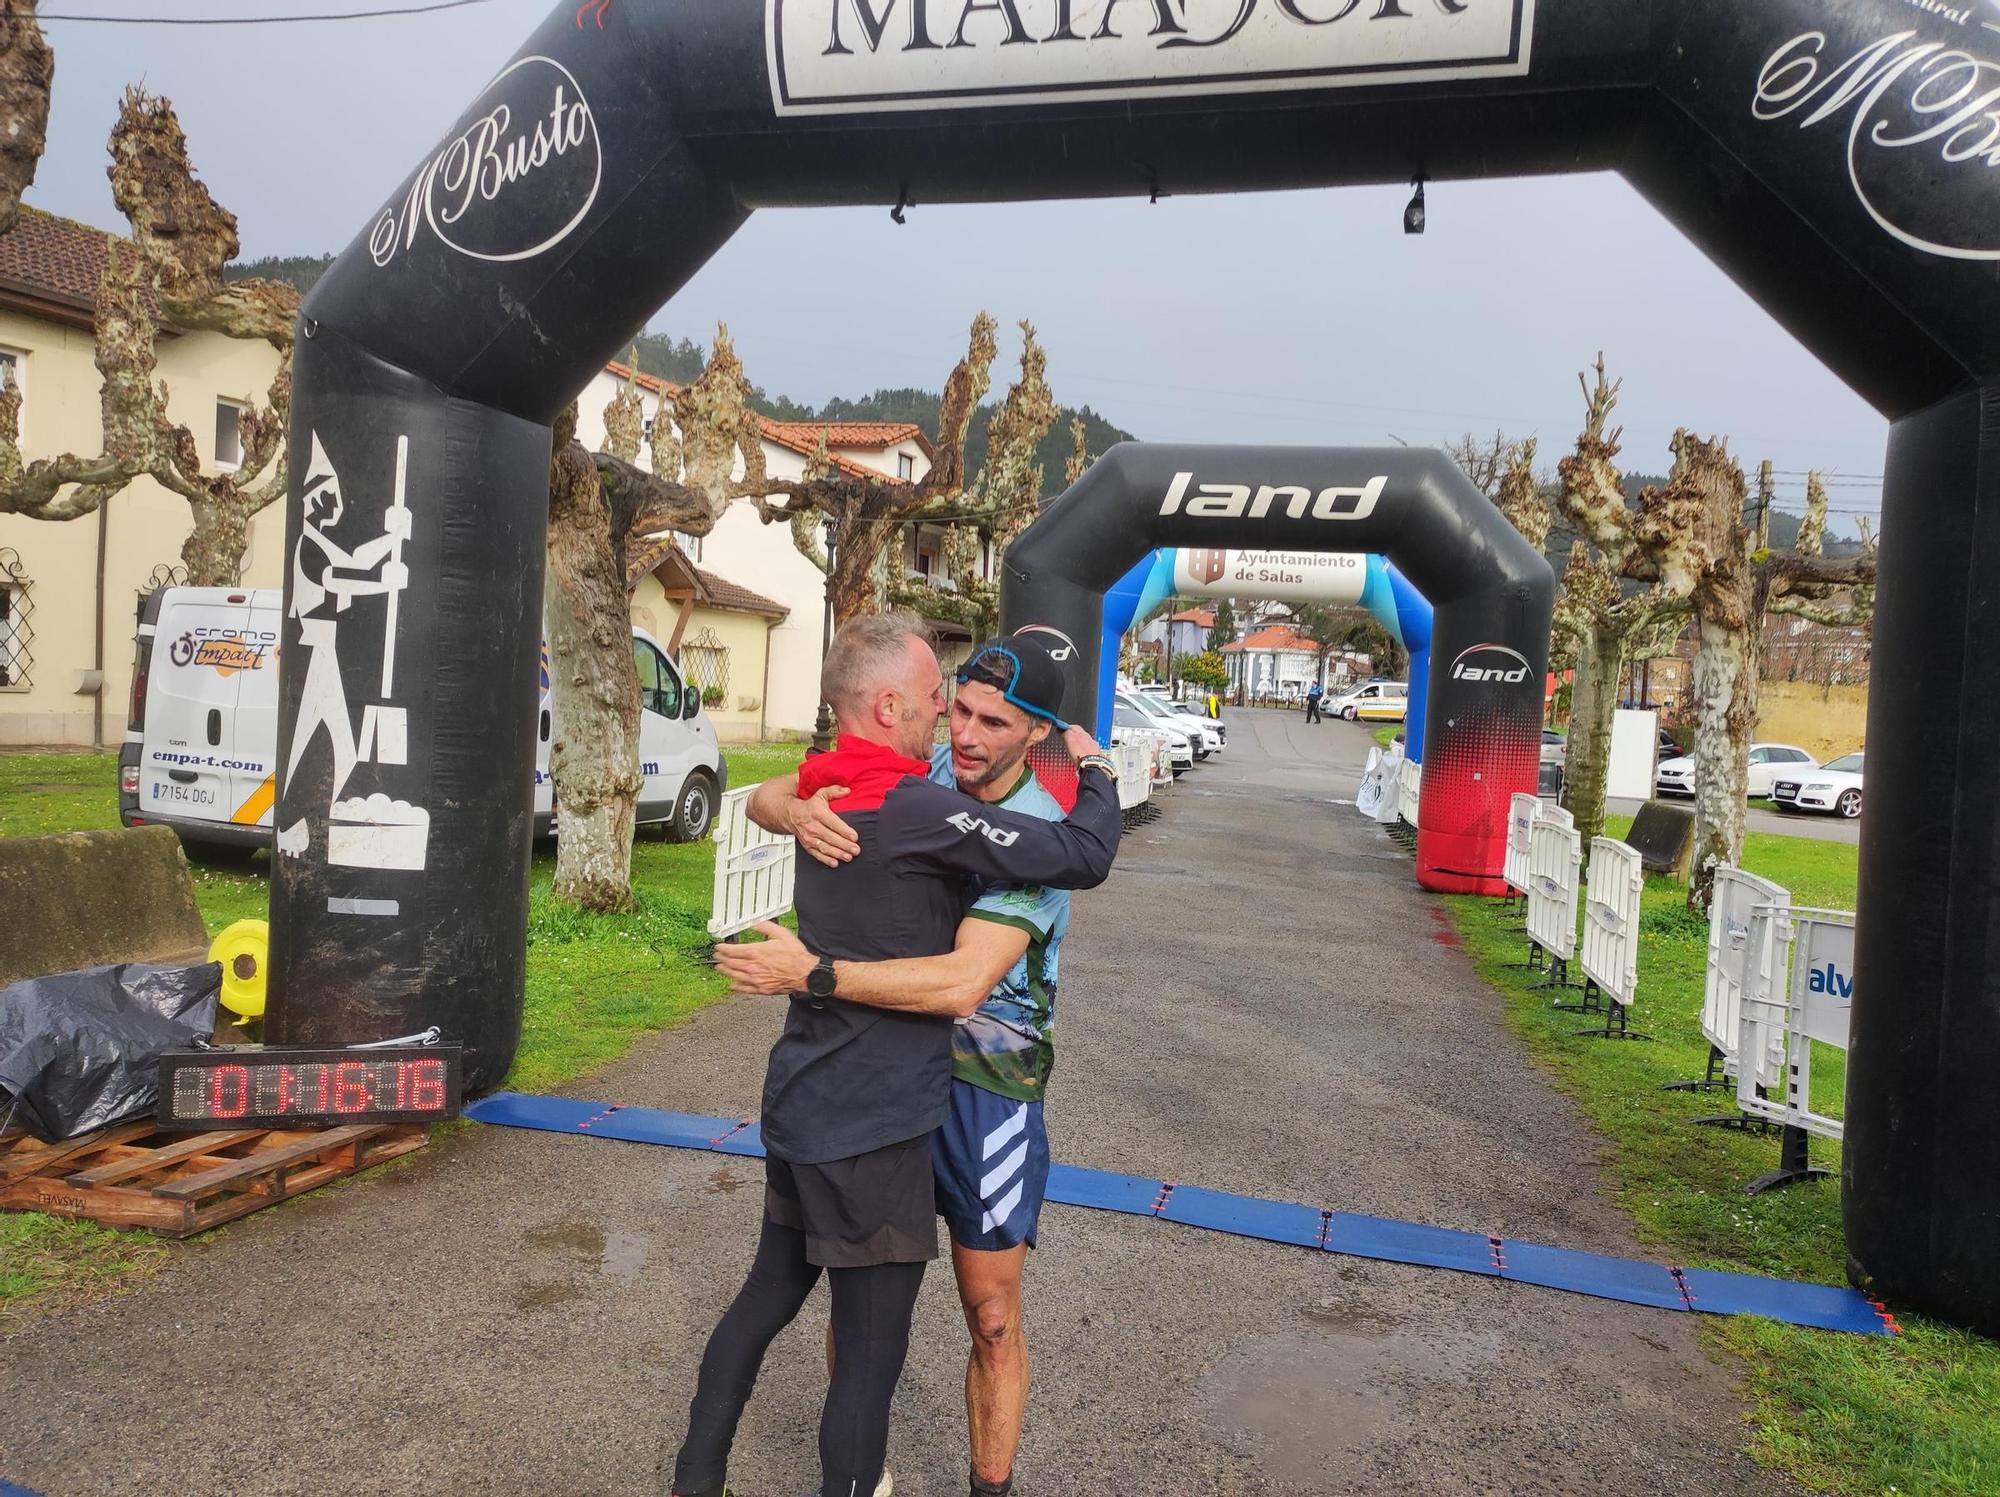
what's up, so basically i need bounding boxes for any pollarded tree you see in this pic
[1546,359,1697,848]
[890,321,1060,639]
[0,89,297,585]
[1678,459,1876,905]
[540,341,773,912]
[743,314,1057,635]
[0,3,50,239]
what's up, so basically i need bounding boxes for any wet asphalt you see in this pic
[2,710,1795,1497]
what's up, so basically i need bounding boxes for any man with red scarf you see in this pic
[670,613,1119,1497]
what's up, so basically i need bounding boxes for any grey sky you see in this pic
[36,0,1886,532]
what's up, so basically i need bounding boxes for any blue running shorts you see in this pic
[932,1079,1050,1251]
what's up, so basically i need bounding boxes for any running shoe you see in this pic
[806,1475,892,1497]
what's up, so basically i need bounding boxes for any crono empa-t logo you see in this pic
[1450,642,1532,684]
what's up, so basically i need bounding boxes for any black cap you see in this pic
[957,632,1071,729]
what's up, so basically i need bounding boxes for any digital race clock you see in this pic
[157,1045,463,1128]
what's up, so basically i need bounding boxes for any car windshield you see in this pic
[1824,753,1863,774]
[1113,706,1147,728]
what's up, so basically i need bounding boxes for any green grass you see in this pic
[1372,724,1401,748]
[1447,821,2000,1495]
[1,742,806,1317]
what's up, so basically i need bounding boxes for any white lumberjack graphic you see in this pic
[279,432,430,877]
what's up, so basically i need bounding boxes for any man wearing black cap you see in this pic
[726,631,1104,1497]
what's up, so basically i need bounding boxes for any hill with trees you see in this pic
[219,267,1136,495]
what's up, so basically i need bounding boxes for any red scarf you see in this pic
[796,733,933,813]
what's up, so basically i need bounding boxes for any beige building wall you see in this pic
[628,574,776,745]
[0,306,282,746]
[577,368,930,738]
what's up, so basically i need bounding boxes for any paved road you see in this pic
[3,712,1793,1497]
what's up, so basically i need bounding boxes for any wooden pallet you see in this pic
[0,1119,427,1237]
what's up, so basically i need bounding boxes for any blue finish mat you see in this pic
[465,1092,1897,1337]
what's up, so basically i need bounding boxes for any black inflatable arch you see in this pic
[270,1,2000,1333]
[996,442,1553,890]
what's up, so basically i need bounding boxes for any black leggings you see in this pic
[670,1217,927,1497]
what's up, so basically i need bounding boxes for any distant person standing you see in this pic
[1305,682,1324,724]
[1206,690,1220,719]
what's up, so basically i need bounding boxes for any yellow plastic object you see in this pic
[208,918,270,1024]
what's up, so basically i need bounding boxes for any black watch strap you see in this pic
[806,954,837,999]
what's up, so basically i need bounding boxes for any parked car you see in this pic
[1328,679,1408,722]
[1540,728,1566,766]
[1655,741,1818,800]
[1156,697,1225,751]
[1114,701,1193,771]
[1772,751,1863,819]
[1119,689,1216,759]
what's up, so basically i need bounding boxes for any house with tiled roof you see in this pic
[620,531,790,742]
[0,208,284,746]
[1221,624,1324,702]
[1136,604,1223,666]
[578,363,936,736]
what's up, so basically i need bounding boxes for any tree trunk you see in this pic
[545,419,640,914]
[180,492,248,586]
[1687,611,1759,909]
[1562,619,1622,848]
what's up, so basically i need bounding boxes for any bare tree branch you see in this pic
[0,2,52,239]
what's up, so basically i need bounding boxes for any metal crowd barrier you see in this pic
[1396,757,1422,827]
[1576,837,1647,1038]
[1504,792,1537,902]
[1525,817,1582,989]
[1671,866,1791,1095]
[1732,905,1855,1194]
[708,785,797,940]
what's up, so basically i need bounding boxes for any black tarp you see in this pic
[0,963,220,1140]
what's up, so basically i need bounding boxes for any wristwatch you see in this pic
[806,954,837,1000]
[1076,753,1117,779]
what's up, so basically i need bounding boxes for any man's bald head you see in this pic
[821,611,946,759]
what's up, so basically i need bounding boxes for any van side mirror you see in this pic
[683,691,701,719]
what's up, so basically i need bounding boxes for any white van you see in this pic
[119,586,725,855]
[1327,679,1409,722]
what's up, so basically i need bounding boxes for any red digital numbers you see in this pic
[170,1052,451,1122]
[409,1059,445,1112]
[208,1064,250,1119]
[330,1061,369,1114]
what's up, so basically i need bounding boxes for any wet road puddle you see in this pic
[1197,1307,1504,1483]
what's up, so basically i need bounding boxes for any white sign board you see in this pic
[1606,708,1658,802]
[1798,915,1856,1050]
[768,0,1537,116]
[1171,549,1366,608]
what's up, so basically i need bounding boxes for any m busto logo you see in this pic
[370,55,602,268]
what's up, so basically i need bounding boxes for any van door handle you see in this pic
[169,769,198,784]
[206,708,222,746]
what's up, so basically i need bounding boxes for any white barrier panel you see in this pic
[1397,757,1422,827]
[1526,819,1582,962]
[1115,741,1151,811]
[1702,867,1790,1089]
[1504,793,1538,898]
[708,786,797,940]
[1736,908,1855,1142]
[1370,742,1405,824]
[1356,746,1392,819]
[1580,837,1643,1009]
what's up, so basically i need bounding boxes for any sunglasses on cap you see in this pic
[956,645,1069,731]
